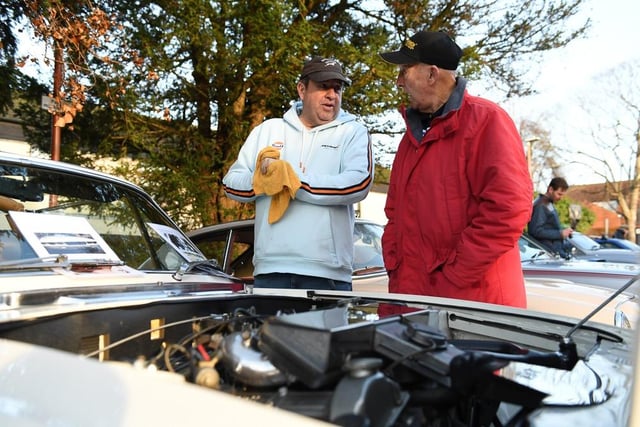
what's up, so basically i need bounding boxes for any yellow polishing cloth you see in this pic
[253,147,301,224]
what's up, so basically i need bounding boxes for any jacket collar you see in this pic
[403,77,467,142]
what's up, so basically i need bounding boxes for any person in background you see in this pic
[528,177,573,258]
[223,56,373,291]
[378,30,533,308]
[613,225,628,240]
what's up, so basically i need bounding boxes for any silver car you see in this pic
[188,219,640,328]
[187,218,388,292]
[595,236,640,251]
[520,233,640,294]
[567,231,640,264]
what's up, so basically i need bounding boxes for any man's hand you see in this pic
[561,228,574,238]
[260,157,276,174]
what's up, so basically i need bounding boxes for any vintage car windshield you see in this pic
[0,162,206,271]
[519,235,554,261]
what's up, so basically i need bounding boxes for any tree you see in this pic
[12,0,145,161]
[12,0,590,229]
[572,59,640,243]
[0,0,27,114]
[519,118,563,191]
[555,197,595,234]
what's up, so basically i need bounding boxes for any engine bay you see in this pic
[0,292,633,426]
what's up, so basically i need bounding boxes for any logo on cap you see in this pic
[322,59,339,67]
[300,56,352,86]
[405,40,416,50]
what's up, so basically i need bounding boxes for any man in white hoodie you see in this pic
[223,56,373,290]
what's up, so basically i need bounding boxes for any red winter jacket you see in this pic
[382,85,532,308]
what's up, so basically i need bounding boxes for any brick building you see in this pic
[566,182,632,237]
[361,181,637,238]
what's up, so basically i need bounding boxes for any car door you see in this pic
[190,224,255,281]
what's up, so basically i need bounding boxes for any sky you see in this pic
[491,0,640,190]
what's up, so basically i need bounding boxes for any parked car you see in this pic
[519,233,640,294]
[564,231,640,264]
[187,218,388,292]
[0,153,637,426]
[188,219,639,328]
[612,225,640,244]
[594,236,640,251]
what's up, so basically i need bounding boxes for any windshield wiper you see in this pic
[172,259,222,281]
[522,250,547,263]
[0,255,71,271]
[68,259,125,271]
[0,256,125,272]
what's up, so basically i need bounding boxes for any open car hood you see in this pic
[0,285,636,427]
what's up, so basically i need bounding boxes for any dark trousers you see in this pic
[253,273,352,291]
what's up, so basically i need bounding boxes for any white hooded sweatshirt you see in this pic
[223,101,373,282]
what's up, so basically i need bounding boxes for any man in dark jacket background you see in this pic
[528,177,573,258]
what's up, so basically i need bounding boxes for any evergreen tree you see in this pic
[9,0,590,228]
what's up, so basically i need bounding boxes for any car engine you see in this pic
[0,293,627,427]
[101,303,591,427]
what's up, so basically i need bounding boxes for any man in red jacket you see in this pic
[379,30,533,308]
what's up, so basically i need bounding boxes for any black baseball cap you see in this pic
[380,30,462,70]
[300,56,352,86]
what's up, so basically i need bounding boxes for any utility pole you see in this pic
[51,40,63,162]
[48,40,63,208]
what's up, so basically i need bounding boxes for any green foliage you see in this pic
[526,191,595,233]
[12,77,127,167]
[0,0,25,114]
[9,0,589,228]
[555,197,595,233]
[374,164,391,185]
